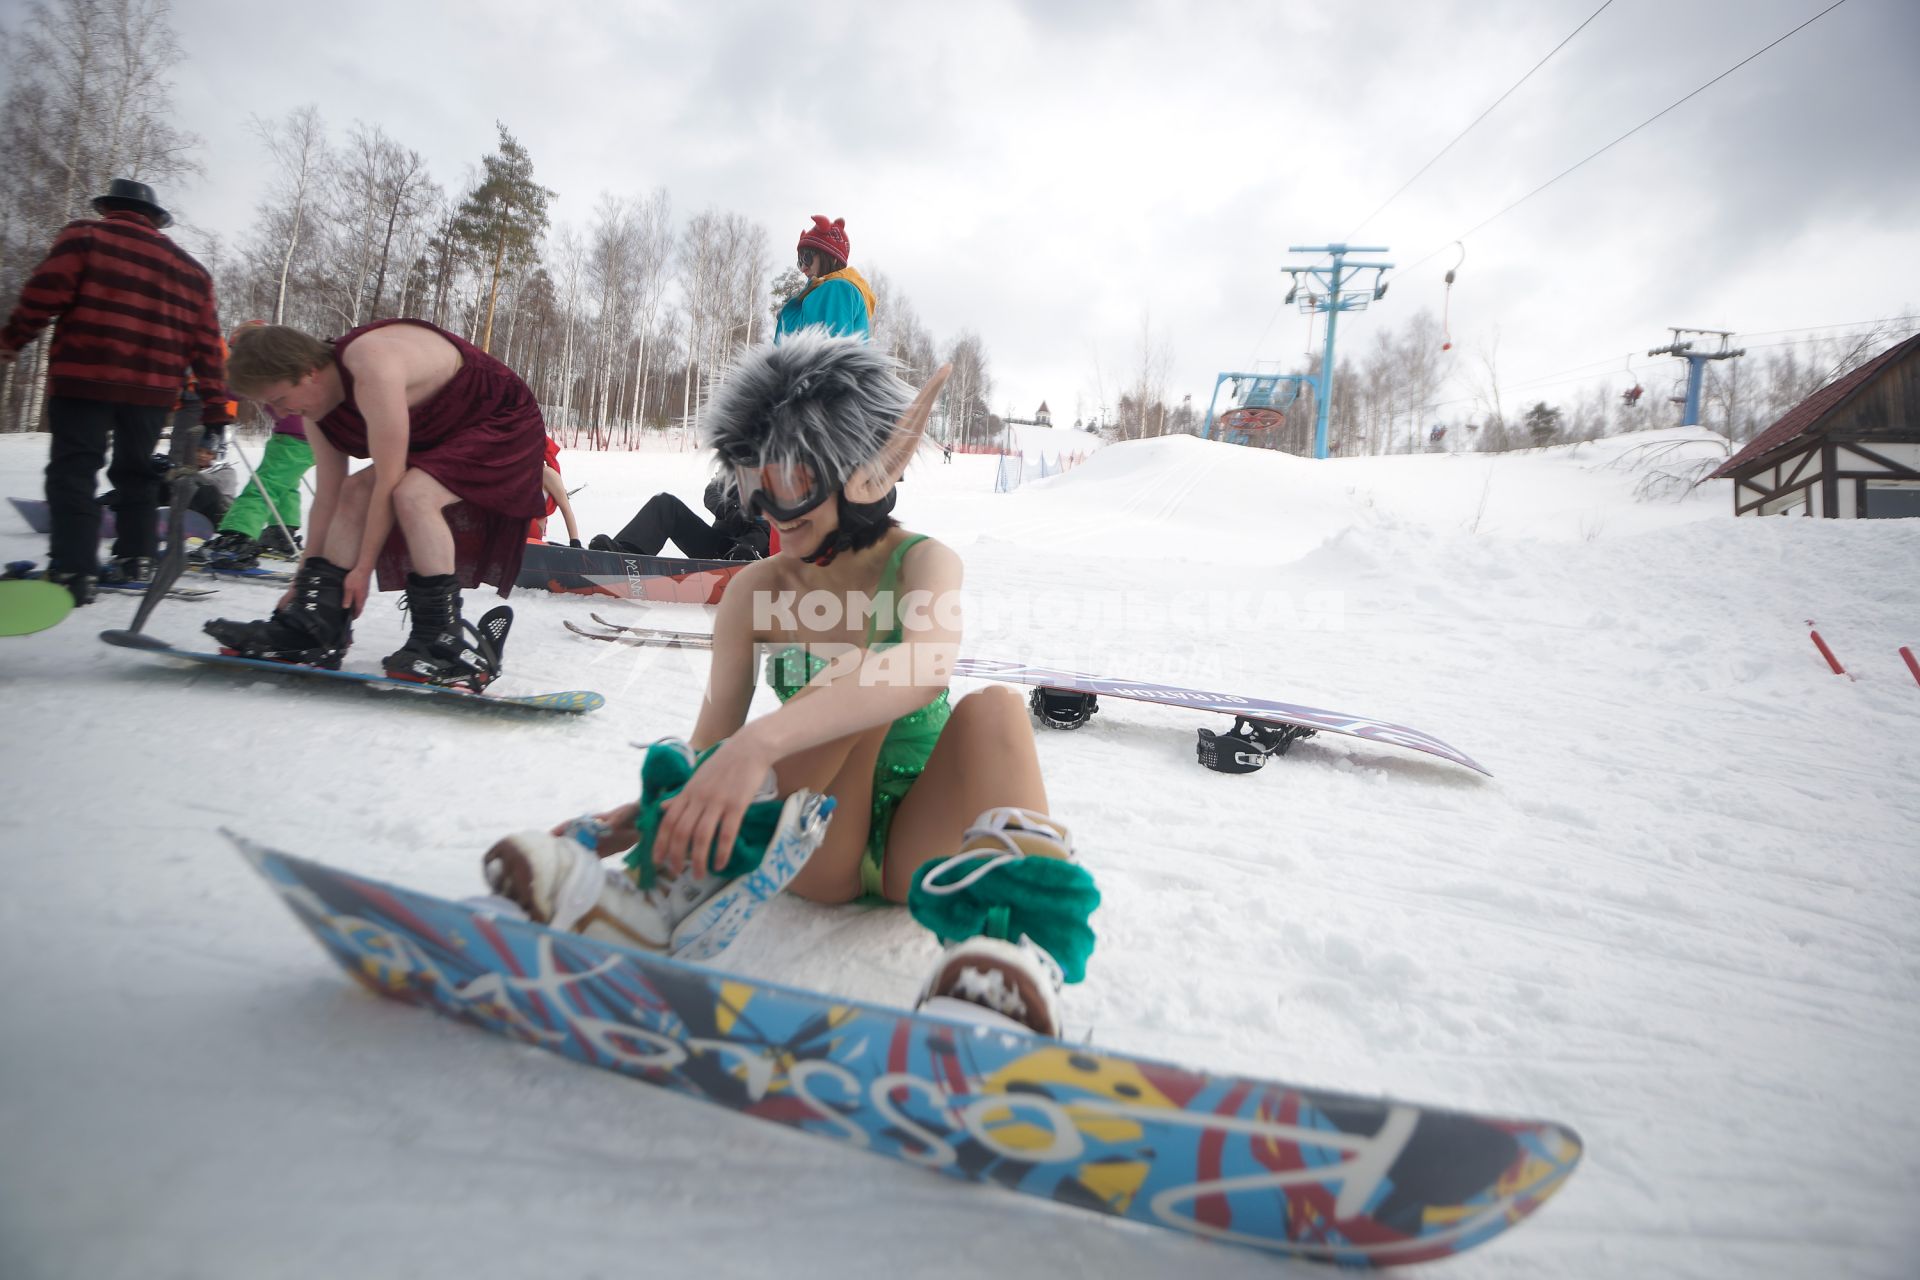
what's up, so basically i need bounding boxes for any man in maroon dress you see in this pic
[205,320,545,687]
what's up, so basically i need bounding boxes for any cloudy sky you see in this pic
[157,0,1918,432]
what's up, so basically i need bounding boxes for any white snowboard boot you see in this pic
[913,808,1075,1038]
[481,780,833,958]
[482,814,679,951]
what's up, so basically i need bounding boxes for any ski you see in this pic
[564,617,714,649]
[5,560,218,601]
[99,581,218,601]
[188,561,296,584]
[100,629,604,714]
[236,836,1582,1268]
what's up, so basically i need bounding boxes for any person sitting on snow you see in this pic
[588,474,767,560]
[482,333,1100,1039]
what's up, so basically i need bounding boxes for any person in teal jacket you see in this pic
[775,215,874,342]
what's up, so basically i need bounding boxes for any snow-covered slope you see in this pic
[1,428,1915,1279]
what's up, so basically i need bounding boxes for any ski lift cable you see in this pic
[1344,0,1617,240]
[1397,0,1854,277]
[1736,315,1920,341]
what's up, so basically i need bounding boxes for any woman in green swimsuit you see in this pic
[485,332,1098,1036]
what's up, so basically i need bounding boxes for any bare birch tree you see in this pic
[0,0,199,429]
[250,104,328,326]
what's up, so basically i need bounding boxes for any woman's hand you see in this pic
[342,562,375,618]
[553,802,639,859]
[651,729,777,880]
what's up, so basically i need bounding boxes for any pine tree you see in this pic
[453,123,553,353]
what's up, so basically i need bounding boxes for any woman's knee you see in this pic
[951,684,1032,739]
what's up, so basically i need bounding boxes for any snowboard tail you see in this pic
[235,837,1579,1267]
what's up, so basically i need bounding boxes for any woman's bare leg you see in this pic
[877,685,1048,902]
[774,718,890,905]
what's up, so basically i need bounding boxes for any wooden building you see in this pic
[1710,332,1920,518]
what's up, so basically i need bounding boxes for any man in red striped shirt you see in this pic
[1,179,233,604]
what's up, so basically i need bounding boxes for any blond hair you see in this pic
[227,325,334,395]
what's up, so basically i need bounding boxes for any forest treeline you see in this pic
[0,0,994,445]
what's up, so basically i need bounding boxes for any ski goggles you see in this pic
[733,460,835,523]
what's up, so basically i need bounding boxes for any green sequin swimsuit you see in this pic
[765,534,951,900]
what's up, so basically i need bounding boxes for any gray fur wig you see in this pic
[699,329,915,492]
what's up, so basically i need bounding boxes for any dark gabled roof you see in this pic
[1711,332,1920,479]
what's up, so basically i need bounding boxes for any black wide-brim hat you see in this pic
[91,178,171,229]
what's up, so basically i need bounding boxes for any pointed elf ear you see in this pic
[845,363,953,504]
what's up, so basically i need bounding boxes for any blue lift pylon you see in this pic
[1648,328,1745,428]
[1285,243,1394,459]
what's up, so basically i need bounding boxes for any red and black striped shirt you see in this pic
[2,211,232,424]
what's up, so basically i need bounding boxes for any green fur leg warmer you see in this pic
[623,740,782,889]
[908,852,1100,984]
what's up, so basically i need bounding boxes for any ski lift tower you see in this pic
[1284,243,1394,459]
[1648,328,1745,427]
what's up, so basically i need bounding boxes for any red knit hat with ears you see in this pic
[797,215,850,264]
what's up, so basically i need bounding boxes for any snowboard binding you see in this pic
[1028,686,1098,731]
[1196,716,1316,774]
[384,604,512,692]
[204,557,353,669]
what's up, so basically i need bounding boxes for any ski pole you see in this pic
[1901,646,1919,688]
[228,436,300,551]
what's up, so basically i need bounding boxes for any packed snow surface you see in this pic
[2,426,1915,1279]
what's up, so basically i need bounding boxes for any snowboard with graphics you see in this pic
[516,541,746,604]
[553,624,1488,776]
[953,658,1490,776]
[236,836,1578,1268]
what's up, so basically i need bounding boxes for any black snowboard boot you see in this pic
[203,557,353,668]
[381,572,511,690]
[255,524,302,558]
[46,569,98,606]
[195,530,260,568]
[98,555,155,586]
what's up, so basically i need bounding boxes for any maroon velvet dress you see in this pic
[317,319,546,594]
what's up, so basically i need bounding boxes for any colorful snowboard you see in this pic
[100,629,603,714]
[236,836,1579,1267]
[8,496,216,542]
[516,541,746,604]
[953,659,1490,776]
